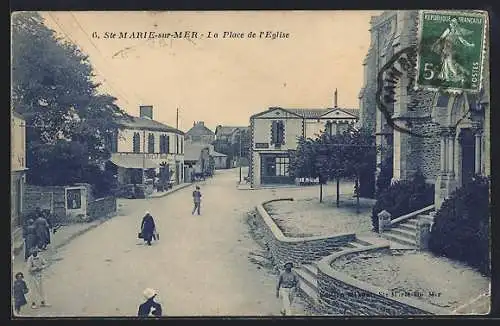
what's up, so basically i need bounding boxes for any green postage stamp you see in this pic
[416,10,488,93]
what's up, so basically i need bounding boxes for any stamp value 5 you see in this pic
[416,10,487,92]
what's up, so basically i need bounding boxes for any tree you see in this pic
[341,126,377,213]
[12,12,127,191]
[290,126,377,209]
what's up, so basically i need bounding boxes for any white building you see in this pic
[11,111,27,228]
[249,104,359,187]
[107,106,185,187]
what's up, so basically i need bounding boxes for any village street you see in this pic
[16,168,319,317]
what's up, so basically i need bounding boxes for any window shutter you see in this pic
[271,121,278,144]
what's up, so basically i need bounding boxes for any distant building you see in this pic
[106,106,185,189]
[185,121,215,145]
[249,102,359,187]
[11,111,27,229]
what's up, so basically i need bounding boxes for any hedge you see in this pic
[371,171,435,232]
[429,176,490,276]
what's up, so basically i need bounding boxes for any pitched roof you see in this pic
[215,126,241,135]
[115,115,184,135]
[251,107,359,120]
[186,123,215,136]
[324,108,360,118]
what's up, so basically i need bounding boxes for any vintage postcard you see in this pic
[11,10,491,317]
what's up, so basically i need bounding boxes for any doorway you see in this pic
[459,129,475,186]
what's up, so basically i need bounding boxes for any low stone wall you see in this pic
[88,196,117,220]
[255,198,355,268]
[316,246,453,315]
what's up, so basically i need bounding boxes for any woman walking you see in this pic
[140,212,156,246]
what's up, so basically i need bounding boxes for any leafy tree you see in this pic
[341,126,377,212]
[12,12,126,192]
[290,126,377,209]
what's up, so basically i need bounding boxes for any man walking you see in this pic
[276,262,299,316]
[192,186,202,215]
[26,248,50,309]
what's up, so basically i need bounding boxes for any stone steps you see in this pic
[381,229,417,247]
[397,222,417,232]
[296,265,319,305]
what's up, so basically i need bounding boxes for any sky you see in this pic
[39,11,381,132]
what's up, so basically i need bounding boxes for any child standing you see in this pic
[13,272,29,316]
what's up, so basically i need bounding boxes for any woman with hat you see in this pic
[23,219,37,261]
[276,261,299,316]
[138,288,162,317]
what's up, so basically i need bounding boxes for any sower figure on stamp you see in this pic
[192,186,202,215]
[276,262,299,316]
[26,248,50,309]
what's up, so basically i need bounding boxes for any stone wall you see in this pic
[254,199,355,268]
[24,184,116,224]
[24,184,66,219]
[88,196,117,220]
[316,246,452,315]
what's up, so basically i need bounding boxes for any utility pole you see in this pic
[239,129,242,183]
[142,130,146,184]
[176,107,179,129]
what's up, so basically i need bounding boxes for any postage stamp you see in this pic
[416,10,488,93]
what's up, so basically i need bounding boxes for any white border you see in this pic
[415,10,488,94]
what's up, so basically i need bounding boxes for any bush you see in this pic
[376,155,393,197]
[371,171,434,231]
[429,176,490,276]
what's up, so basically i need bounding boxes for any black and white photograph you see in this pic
[10,10,491,317]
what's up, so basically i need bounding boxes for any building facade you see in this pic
[108,106,185,187]
[249,106,359,188]
[185,121,215,145]
[11,111,27,228]
[359,10,490,209]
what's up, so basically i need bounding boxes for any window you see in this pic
[148,133,155,153]
[159,135,166,153]
[133,132,141,153]
[275,157,290,176]
[271,120,285,145]
[176,135,179,154]
[325,122,338,135]
[180,138,184,154]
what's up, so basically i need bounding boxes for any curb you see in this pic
[148,183,193,199]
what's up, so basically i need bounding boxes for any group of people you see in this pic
[23,208,53,261]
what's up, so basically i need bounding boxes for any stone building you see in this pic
[358,10,490,209]
[249,98,359,187]
[107,106,185,189]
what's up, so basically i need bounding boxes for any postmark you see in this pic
[416,10,487,93]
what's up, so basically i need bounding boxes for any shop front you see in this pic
[260,153,294,185]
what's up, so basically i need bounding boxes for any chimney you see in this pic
[139,105,153,120]
[199,121,204,126]
[334,89,338,108]
[193,121,196,127]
